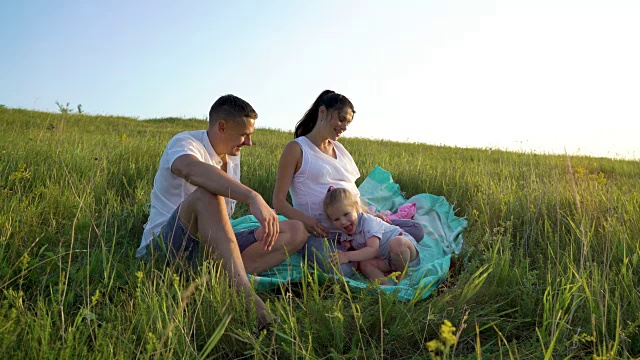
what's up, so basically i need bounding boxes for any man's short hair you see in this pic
[209,94,258,124]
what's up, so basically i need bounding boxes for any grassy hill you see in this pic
[1,106,639,359]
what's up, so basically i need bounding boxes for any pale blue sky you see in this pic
[2,0,639,159]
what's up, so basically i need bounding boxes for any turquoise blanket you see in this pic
[236,166,467,301]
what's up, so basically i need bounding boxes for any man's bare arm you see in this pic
[172,154,279,250]
[172,154,256,202]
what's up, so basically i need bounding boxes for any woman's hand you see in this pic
[328,251,349,267]
[303,216,329,238]
[373,212,391,224]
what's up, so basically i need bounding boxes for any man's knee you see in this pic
[193,187,224,205]
[281,220,308,251]
[181,188,227,219]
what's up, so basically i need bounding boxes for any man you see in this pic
[136,94,307,328]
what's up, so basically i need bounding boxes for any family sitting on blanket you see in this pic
[136,90,425,330]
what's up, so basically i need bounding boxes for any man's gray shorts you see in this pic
[150,205,258,263]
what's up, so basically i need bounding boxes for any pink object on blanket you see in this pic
[368,203,417,220]
[388,202,417,220]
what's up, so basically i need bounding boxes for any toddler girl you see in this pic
[324,187,420,285]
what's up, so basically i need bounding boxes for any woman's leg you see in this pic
[300,235,356,277]
[390,219,425,242]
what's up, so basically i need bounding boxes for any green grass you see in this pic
[1,106,638,359]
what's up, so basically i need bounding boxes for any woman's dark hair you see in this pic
[294,90,355,138]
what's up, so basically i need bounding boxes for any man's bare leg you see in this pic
[178,188,272,327]
[241,220,307,275]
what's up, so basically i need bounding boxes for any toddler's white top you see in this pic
[289,136,360,231]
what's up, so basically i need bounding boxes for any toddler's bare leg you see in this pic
[388,236,418,280]
[360,258,393,285]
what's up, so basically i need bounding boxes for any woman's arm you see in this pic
[273,141,329,236]
[360,201,391,223]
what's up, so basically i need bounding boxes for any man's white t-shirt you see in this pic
[136,130,240,257]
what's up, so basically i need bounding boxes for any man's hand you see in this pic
[302,215,329,238]
[248,193,279,251]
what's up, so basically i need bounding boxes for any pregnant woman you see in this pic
[273,90,424,276]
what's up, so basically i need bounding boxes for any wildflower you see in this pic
[440,320,457,347]
[573,332,594,343]
[425,319,457,359]
[327,310,344,322]
[9,163,31,183]
[387,271,402,283]
[326,300,344,321]
[146,331,159,353]
[91,289,101,306]
[426,339,444,352]
[135,271,144,299]
[19,254,31,271]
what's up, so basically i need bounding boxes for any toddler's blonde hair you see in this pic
[323,187,360,216]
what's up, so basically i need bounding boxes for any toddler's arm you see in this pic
[339,236,380,263]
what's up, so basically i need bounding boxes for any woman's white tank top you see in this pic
[290,136,361,231]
